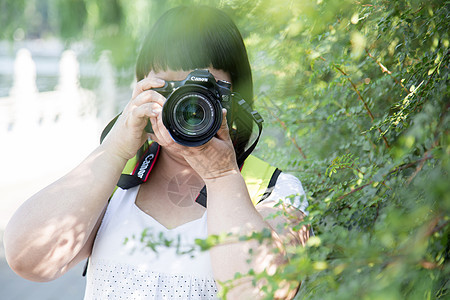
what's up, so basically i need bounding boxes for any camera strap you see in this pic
[234,97,264,166]
[116,142,161,189]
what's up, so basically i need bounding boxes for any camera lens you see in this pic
[173,93,214,136]
[162,86,223,147]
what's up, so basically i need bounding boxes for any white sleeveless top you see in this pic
[84,172,307,299]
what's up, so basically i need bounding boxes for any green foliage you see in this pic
[237,0,449,299]
[3,0,448,298]
[124,228,199,257]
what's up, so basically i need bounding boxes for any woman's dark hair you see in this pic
[135,6,253,158]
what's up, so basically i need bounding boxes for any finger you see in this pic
[132,77,165,99]
[131,102,160,120]
[122,102,161,133]
[150,108,176,146]
[132,89,166,108]
[215,108,231,141]
[149,115,159,138]
[303,225,310,246]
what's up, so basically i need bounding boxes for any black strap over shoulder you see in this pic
[113,140,278,209]
[258,168,282,204]
[233,96,264,167]
[100,114,120,144]
[194,186,208,208]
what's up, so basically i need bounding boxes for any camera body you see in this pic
[146,69,234,147]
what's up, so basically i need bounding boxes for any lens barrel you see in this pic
[162,85,223,147]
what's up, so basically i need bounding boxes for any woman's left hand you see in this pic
[149,107,239,180]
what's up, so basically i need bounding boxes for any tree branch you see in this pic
[318,56,390,149]
[337,153,434,203]
[365,49,409,93]
[337,181,373,201]
[333,64,390,148]
[388,155,433,176]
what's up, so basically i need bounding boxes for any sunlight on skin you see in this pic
[4,148,113,282]
[215,227,300,299]
[203,168,308,299]
[8,214,86,281]
[217,201,308,299]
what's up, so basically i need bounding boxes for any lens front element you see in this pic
[174,94,212,135]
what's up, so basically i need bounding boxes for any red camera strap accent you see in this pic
[116,142,160,189]
[132,142,160,182]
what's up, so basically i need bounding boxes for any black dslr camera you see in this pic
[100,69,263,161]
[145,69,236,147]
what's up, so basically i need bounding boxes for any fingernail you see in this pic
[156,78,165,85]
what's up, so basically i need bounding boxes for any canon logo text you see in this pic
[137,154,155,179]
[191,76,208,82]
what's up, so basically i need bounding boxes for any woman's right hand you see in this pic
[101,77,166,160]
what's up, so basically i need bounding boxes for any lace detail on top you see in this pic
[85,259,218,300]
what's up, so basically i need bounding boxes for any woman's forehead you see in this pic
[147,68,231,83]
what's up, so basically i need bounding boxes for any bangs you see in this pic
[143,21,236,73]
[136,6,245,83]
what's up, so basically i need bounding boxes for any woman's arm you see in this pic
[3,144,127,281]
[3,77,166,282]
[205,173,308,300]
[205,172,275,298]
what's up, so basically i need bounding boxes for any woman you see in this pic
[4,6,309,299]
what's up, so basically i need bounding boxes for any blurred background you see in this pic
[0,0,448,299]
